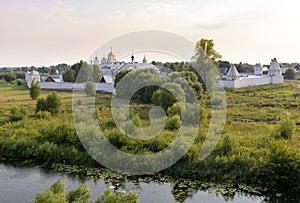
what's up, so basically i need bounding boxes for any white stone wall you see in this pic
[219,75,284,88]
[40,82,114,93]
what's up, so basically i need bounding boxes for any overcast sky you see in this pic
[1,0,300,67]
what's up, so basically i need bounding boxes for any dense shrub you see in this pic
[16,79,24,86]
[30,80,40,100]
[95,189,140,203]
[3,72,16,83]
[166,115,181,130]
[276,118,295,139]
[220,135,233,156]
[84,81,96,97]
[36,98,47,112]
[285,68,296,80]
[36,93,62,115]
[9,107,27,121]
[35,179,91,203]
[36,111,51,120]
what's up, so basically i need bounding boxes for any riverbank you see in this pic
[0,80,300,201]
[1,158,300,202]
[0,158,272,202]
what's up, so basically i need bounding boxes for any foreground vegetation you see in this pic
[0,79,300,201]
[34,179,139,203]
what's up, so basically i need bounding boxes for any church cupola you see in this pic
[254,63,263,75]
[142,55,147,63]
[92,53,99,65]
[131,53,135,63]
[108,47,115,59]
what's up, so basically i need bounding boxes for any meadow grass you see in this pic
[0,79,300,192]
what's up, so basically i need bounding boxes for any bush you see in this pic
[36,111,51,119]
[46,93,62,115]
[132,114,141,127]
[30,80,41,100]
[34,179,91,203]
[166,115,181,130]
[36,93,62,115]
[16,79,24,86]
[84,81,96,97]
[276,118,295,139]
[3,72,16,83]
[95,189,140,203]
[220,134,233,156]
[259,141,300,190]
[34,179,139,203]
[285,68,296,80]
[9,107,27,121]
[36,98,47,112]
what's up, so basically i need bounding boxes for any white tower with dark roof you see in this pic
[269,58,282,76]
[254,63,263,75]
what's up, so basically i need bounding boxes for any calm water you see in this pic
[0,163,263,203]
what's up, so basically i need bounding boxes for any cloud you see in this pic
[56,1,63,6]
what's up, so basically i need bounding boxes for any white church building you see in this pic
[219,58,284,88]
[91,48,161,82]
[25,70,41,88]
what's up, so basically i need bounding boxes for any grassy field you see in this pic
[0,79,299,154]
[0,79,300,194]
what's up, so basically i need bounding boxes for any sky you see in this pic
[1,0,300,67]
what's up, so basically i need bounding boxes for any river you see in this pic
[0,163,265,203]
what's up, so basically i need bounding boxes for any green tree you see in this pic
[34,179,67,203]
[66,184,91,203]
[63,69,76,82]
[76,62,93,83]
[114,70,132,87]
[151,83,184,111]
[35,180,139,203]
[262,141,300,190]
[36,98,47,112]
[35,179,91,203]
[45,93,62,115]
[236,62,246,72]
[285,68,296,80]
[191,39,222,91]
[92,64,103,82]
[218,60,231,69]
[50,67,58,75]
[84,81,96,97]
[193,39,222,64]
[3,72,16,83]
[30,80,41,100]
[70,60,85,78]
[95,189,140,203]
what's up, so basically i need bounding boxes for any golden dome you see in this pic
[107,47,115,59]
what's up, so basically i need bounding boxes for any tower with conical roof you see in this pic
[226,64,241,80]
[269,58,282,76]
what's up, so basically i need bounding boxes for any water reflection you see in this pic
[0,162,298,202]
